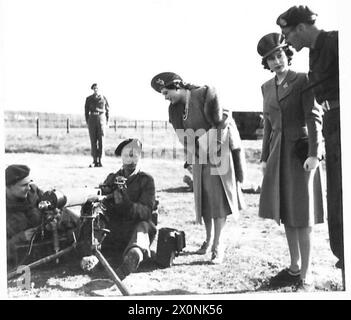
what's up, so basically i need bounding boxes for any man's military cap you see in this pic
[151,72,183,93]
[91,83,98,90]
[115,138,142,156]
[276,5,317,28]
[257,33,287,59]
[5,164,30,186]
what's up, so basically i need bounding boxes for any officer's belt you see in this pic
[321,100,339,112]
[89,111,104,115]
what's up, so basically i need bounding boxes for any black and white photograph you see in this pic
[1,0,350,301]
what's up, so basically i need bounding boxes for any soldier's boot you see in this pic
[116,247,143,281]
[96,157,102,167]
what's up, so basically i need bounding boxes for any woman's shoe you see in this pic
[269,268,301,287]
[210,247,224,264]
[293,279,314,292]
[196,241,209,254]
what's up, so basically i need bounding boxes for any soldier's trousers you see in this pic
[88,115,106,162]
[323,108,344,269]
[103,221,156,261]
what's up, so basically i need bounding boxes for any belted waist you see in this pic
[321,100,339,112]
[89,111,104,115]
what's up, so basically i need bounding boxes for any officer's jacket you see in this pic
[101,168,156,229]
[309,30,339,104]
[84,94,110,123]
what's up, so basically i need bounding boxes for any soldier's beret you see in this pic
[257,33,287,59]
[151,72,183,93]
[276,5,317,28]
[115,138,142,156]
[5,164,30,186]
[91,83,98,90]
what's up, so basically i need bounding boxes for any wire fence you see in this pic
[4,110,263,139]
[4,113,168,135]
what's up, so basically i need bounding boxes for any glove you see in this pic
[232,149,245,183]
[303,156,319,171]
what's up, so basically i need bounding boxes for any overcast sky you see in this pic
[0,0,347,120]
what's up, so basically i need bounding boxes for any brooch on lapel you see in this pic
[283,82,289,89]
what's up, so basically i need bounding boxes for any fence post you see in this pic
[135,120,137,130]
[114,120,117,132]
[66,118,70,134]
[36,118,40,137]
[165,121,168,130]
[151,121,154,131]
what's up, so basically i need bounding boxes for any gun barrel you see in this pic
[40,188,102,209]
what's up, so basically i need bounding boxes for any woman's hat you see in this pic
[115,139,142,156]
[151,72,183,92]
[257,33,287,59]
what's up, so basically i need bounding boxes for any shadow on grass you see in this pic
[134,289,197,296]
[174,260,213,266]
[180,249,208,256]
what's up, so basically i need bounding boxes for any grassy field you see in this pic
[4,130,343,298]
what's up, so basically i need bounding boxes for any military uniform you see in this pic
[6,184,43,265]
[309,30,343,268]
[85,93,109,166]
[277,6,344,269]
[101,168,156,260]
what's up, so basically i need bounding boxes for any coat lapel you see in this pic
[263,79,280,111]
[277,70,297,102]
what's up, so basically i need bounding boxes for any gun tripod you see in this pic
[7,201,130,296]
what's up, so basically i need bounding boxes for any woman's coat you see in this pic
[259,70,325,226]
[169,86,244,224]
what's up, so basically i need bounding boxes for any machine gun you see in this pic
[7,188,129,296]
[99,175,127,192]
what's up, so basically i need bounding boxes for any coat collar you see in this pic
[275,70,297,102]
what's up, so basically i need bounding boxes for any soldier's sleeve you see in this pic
[104,96,109,122]
[85,97,89,124]
[301,75,323,159]
[101,173,116,195]
[127,175,155,221]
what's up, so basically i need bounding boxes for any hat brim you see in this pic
[262,44,288,59]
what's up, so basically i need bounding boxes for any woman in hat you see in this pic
[151,72,245,264]
[257,33,324,290]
